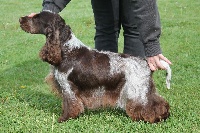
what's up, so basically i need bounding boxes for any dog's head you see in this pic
[19,11,71,39]
[19,11,72,66]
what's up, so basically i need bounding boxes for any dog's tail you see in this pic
[160,60,172,89]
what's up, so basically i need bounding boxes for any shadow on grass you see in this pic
[0,58,47,87]
[1,59,61,114]
[82,108,128,118]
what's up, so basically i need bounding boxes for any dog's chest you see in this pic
[54,68,75,95]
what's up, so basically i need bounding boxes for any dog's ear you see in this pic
[39,42,62,66]
[51,15,72,42]
[44,26,53,38]
[60,25,71,43]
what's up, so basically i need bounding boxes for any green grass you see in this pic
[0,0,199,132]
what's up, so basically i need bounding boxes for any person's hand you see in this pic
[28,13,37,17]
[147,54,172,71]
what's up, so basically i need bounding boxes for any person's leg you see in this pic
[121,0,145,58]
[91,0,120,53]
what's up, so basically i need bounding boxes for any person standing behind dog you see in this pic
[29,0,171,71]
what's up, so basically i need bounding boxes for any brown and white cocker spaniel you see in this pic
[19,11,171,123]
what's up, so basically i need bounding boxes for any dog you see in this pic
[19,11,171,123]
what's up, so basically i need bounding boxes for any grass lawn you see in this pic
[0,0,199,132]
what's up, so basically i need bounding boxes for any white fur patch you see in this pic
[64,34,90,51]
[92,86,106,97]
[91,86,106,107]
[54,68,76,98]
[107,54,151,109]
[42,10,54,13]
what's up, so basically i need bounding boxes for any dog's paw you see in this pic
[58,116,69,123]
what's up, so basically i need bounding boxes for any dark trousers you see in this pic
[91,0,145,58]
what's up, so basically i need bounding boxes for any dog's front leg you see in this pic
[58,82,84,123]
[58,92,71,122]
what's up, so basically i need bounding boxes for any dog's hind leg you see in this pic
[125,94,170,123]
[125,100,144,122]
[140,94,170,123]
